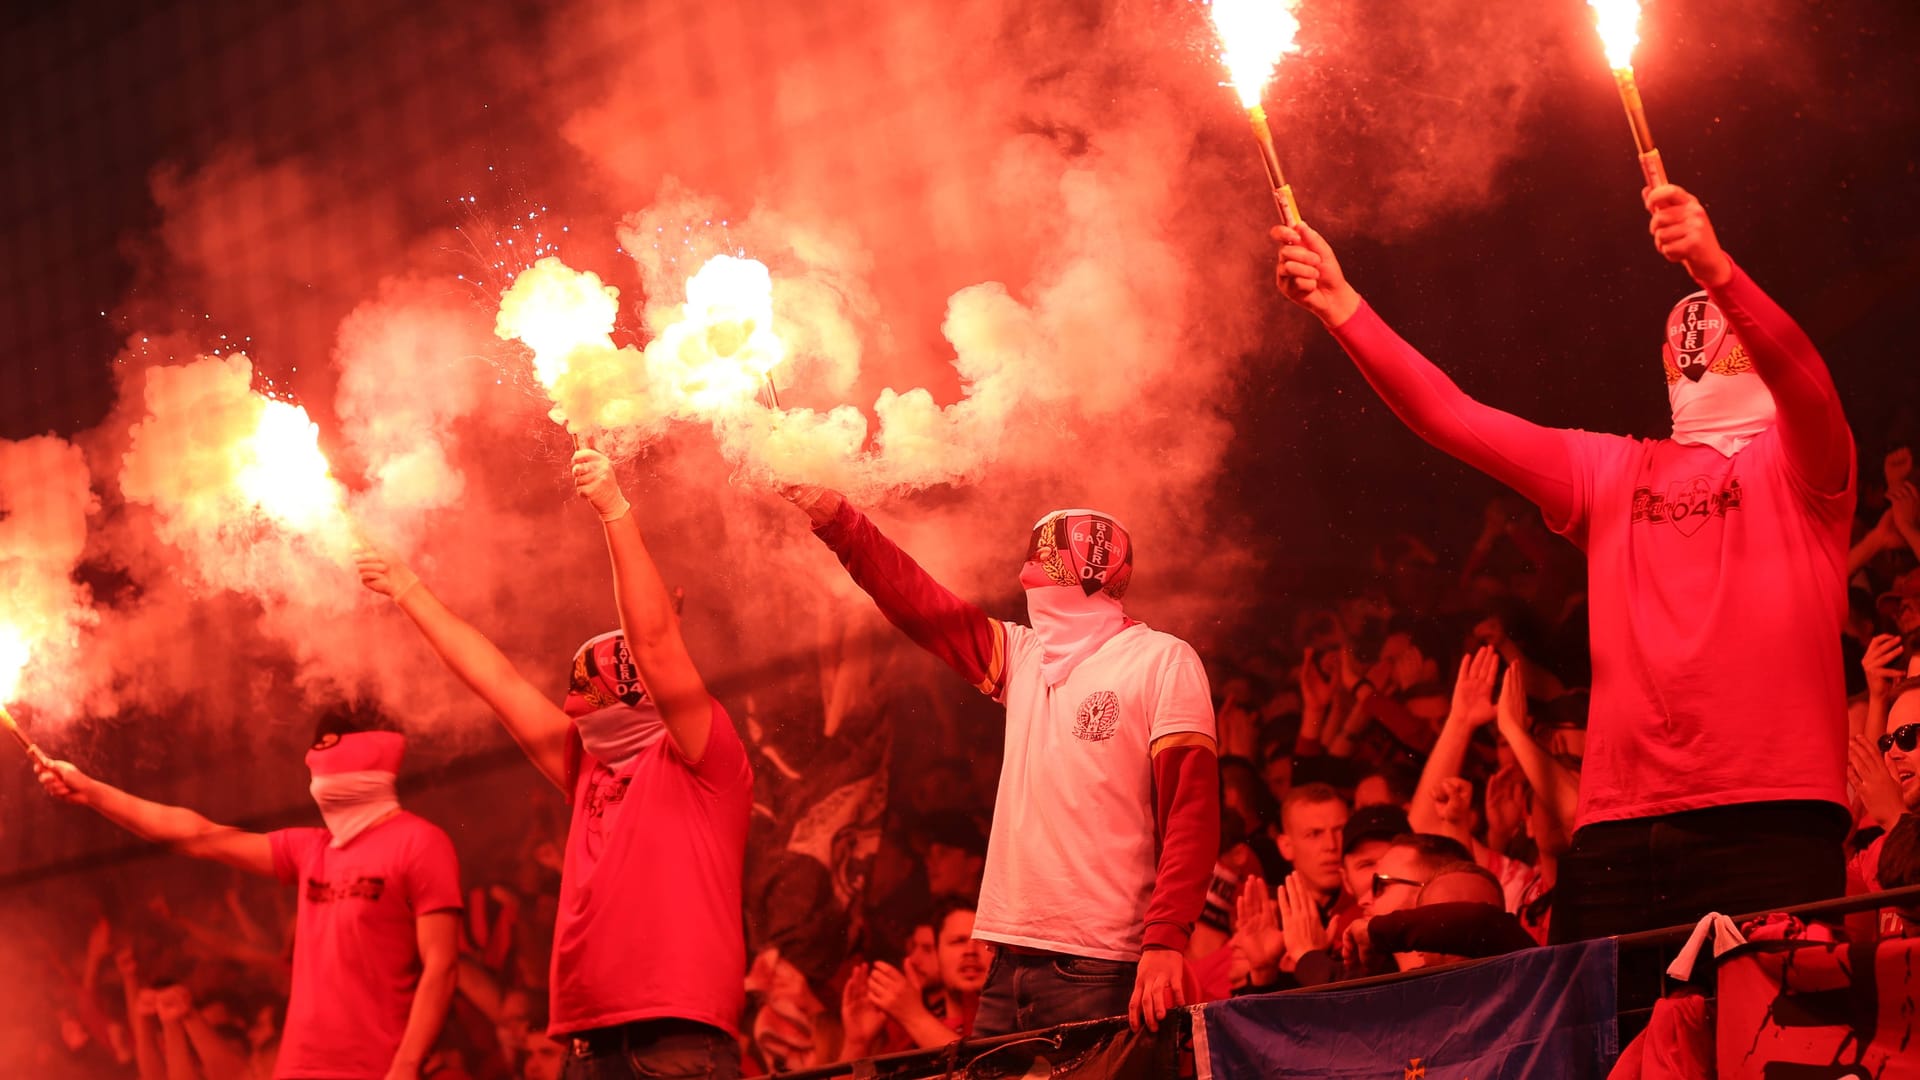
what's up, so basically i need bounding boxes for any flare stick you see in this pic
[1611,66,1668,190]
[0,706,54,772]
[1247,105,1303,227]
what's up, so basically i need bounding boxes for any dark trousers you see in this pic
[971,949,1138,1039]
[561,1018,741,1080]
[1549,799,1848,1019]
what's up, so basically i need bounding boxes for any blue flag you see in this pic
[1195,939,1619,1079]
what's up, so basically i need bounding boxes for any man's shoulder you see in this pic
[380,811,457,857]
[1108,623,1200,664]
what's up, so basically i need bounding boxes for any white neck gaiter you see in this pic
[309,771,401,848]
[1664,291,1777,457]
[1024,584,1130,687]
[572,704,669,774]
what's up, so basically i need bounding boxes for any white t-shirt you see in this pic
[972,621,1215,961]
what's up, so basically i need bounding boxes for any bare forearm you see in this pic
[894,1006,959,1051]
[1408,717,1474,832]
[602,515,680,652]
[133,1022,164,1080]
[126,990,163,1080]
[161,1022,199,1080]
[183,1014,250,1079]
[454,955,504,1019]
[1500,721,1580,840]
[601,515,713,756]
[390,961,457,1074]
[86,784,241,861]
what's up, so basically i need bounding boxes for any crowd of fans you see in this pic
[14,436,1920,1078]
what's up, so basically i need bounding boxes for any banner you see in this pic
[1194,939,1618,1079]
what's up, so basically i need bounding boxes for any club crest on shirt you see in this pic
[585,774,631,820]
[1630,475,1743,537]
[1073,691,1120,742]
[305,875,386,903]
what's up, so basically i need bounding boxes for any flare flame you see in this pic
[495,253,787,437]
[238,398,344,533]
[1208,0,1303,108]
[1589,0,1642,70]
[0,624,28,708]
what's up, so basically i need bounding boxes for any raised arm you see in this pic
[36,762,273,876]
[115,948,164,1080]
[1646,185,1851,493]
[572,450,716,763]
[783,487,1009,697]
[356,547,570,791]
[1408,647,1499,847]
[1493,662,1579,855]
[1273,224,1580,525]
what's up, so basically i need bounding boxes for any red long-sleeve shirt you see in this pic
[1329,260,1855,825]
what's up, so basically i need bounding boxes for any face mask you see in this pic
[1663,291,1776,456]
[1023,509,1135,685]
[565,630,668,772]
[305,731,405,847]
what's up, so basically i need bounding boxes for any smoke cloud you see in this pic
[0,436,96,719]
[2,0,1655,737]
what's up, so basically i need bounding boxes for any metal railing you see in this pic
[783,883,1920,1080]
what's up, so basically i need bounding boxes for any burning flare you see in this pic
[1205,0,1308,225]
[121,354,357,602]
[0,624,28,708]
[1586,0,1668,190]
[1208,0,1303,107]
[1589,0,1642,70]
[495,253,788,440]
[239,398,345,533]
[0,434,95,724]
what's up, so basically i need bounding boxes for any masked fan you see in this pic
[779,489,1219,1036]
[355,448,750,1080]
[1269,183,1855,948]
[37,707,462,1080]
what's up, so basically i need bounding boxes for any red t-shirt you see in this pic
[269,812,463,1079]
[1552,426,1852,824]
[549,698,752,1037]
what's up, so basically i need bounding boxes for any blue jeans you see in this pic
[560,1019,741,1079]
[971,950,1138,1038]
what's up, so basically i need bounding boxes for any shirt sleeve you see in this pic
[1545,427,1637,548]
[1329,302,1583,530]
[813,501,1011,697]
[1708,258,1853,499]
[405,825,466,917]
[1148,648,1216,744]
[267,828,328,887]
[686,697,753,792]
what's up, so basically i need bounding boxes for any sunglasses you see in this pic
[1880,724,1920,755]
[1371,872,1427,896]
